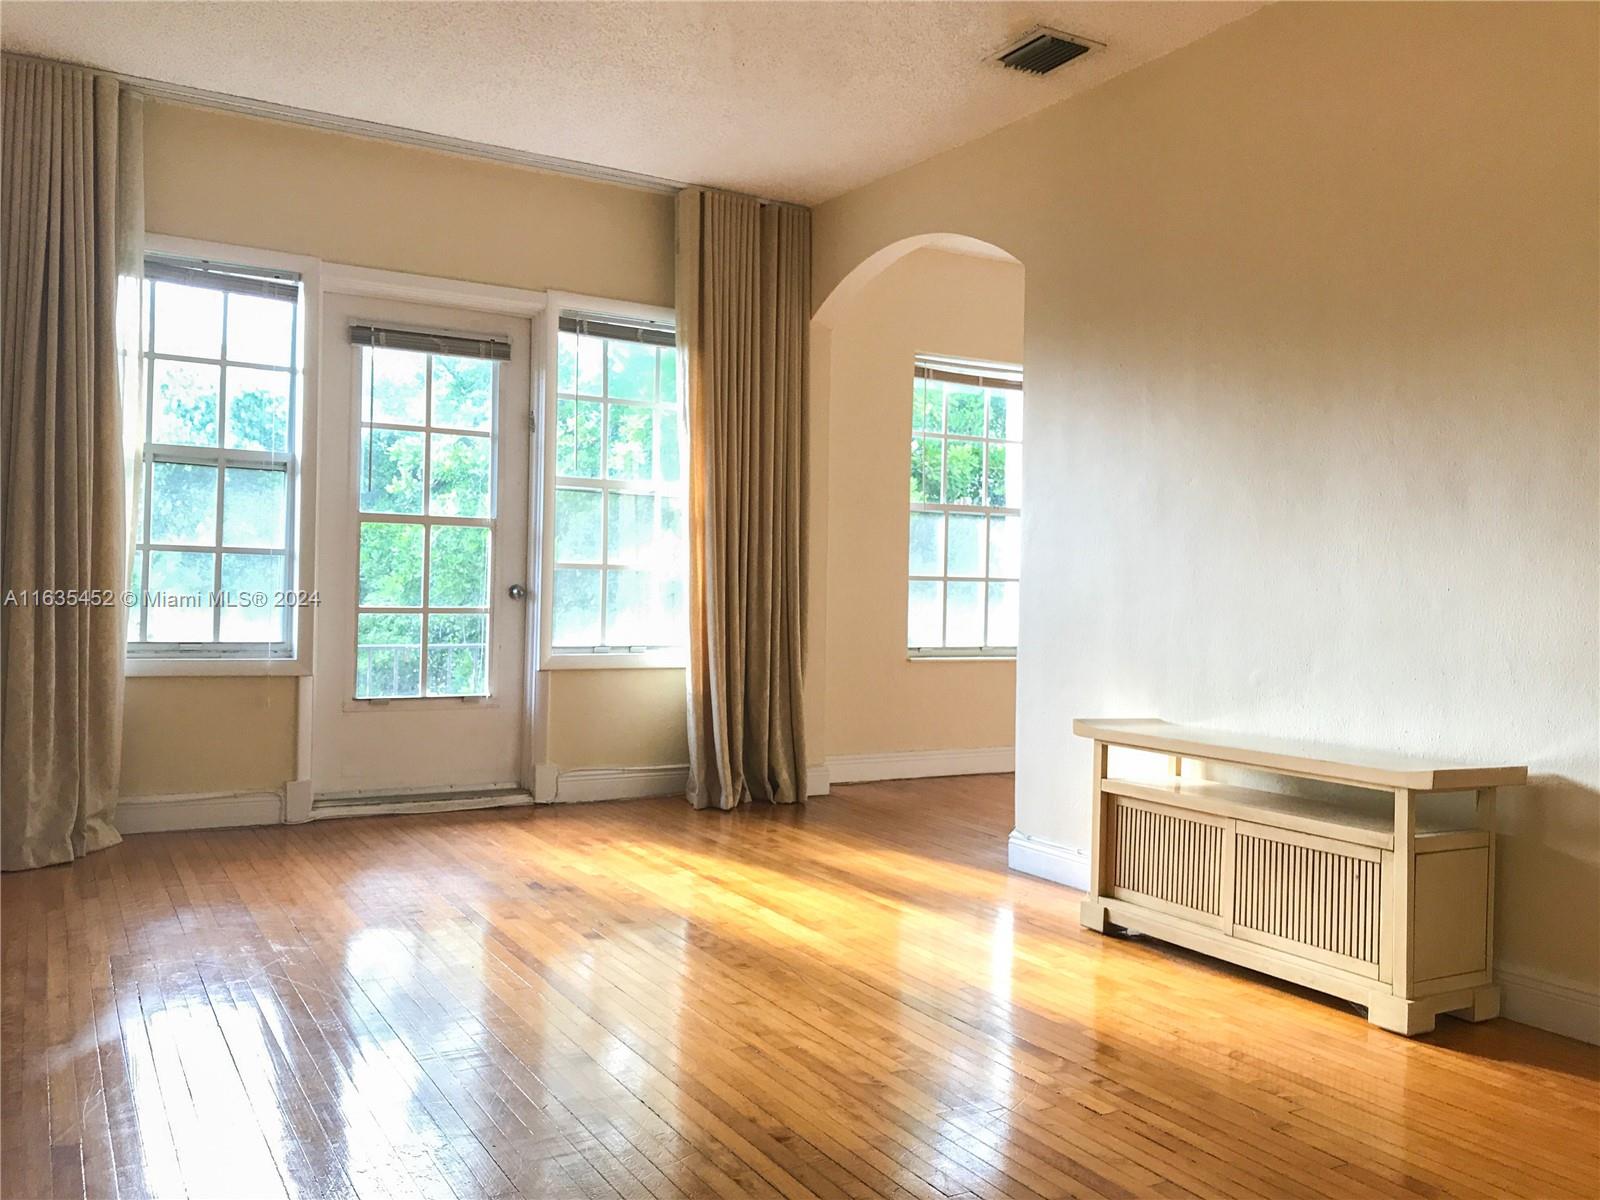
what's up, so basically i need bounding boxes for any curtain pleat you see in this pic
[678,188,809,810]
[1,57,139,870]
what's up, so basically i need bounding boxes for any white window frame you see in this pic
[349,336,503,702]
[127,236,320,677]
[908,353,1022,661]
[537,293,683,670]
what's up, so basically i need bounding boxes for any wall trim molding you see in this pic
[1500,969,1600,1045]
[1,51,683,197]
[321,262,549,315]
[119,763,826,830]
[554,763,833,803]
[827,746,1014,785]
[1006,829,1090,891]
[554,765,689,804]
[534,763,560,804]
[117,790,283,834]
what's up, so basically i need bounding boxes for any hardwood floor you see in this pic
[3,775,1596,1200]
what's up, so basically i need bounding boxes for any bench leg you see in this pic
[1450,984,1501,1023]
[1366,994,1437,1036]
[1368,985,1498,1035]
[1079,899,1114,933]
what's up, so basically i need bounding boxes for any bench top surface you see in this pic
[1074,718,1527,791]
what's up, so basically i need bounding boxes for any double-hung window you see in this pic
[907,355,1023,656]
[546,312,685,662]
[130,256,302,658]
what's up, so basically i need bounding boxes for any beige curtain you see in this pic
[676,187,810,810]
[2,58,141,869]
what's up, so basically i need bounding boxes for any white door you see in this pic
[312,292,533,800]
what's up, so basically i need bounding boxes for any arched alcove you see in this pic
[806,232,1025,794]
[813,232,1023,330]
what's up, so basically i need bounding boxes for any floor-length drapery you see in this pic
[677,188,810,810]
[1,58,141,869]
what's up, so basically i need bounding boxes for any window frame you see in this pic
[537,294,684,671]
[126,236,320,678]
[907,353,1023,661]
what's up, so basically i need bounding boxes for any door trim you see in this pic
[321,262,548,318]
[313,269,544,806]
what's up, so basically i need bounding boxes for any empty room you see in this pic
[1,2,1596,1198]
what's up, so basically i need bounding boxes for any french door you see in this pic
[312,292,533,800]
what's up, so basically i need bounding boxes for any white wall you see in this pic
[813,2,1599,1037]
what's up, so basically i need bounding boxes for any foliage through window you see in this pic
[549,314,684,654]
[129,258,301,654]
[354,340,501,699]
[908,356,1022,655]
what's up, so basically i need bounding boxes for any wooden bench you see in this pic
[1074,718,1526,1035]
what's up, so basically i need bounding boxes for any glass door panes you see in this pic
[355,347,496,698]
[908,365,1023,652]
[132,268,299,650]
[550,324,685,650]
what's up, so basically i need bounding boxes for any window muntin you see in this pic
[549,317,684,654]
[354,346,498,699]
[908,357,1023,656]
[130,259,301,656]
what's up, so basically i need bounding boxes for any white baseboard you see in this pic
[1007,829,1090,891]
[117,790,283,834]
[1500,969,1600,1045]
[827,745,1014,785]
[554,764,689,804]
[553,763,831,803]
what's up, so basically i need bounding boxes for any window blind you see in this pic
[915,357,1022,391]
[559,313,675,348]
[145,255,300,303]
[349,323,511,361]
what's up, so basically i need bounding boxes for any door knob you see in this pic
[507,583,528,600]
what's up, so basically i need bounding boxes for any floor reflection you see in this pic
[2,783,1595,1200]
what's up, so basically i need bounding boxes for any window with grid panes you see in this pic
[352,332,503,699]
[550,314,684,654]
[129,256,302,656]
[907,356,1023,655]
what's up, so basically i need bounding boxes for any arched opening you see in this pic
[814,232,1022,331]
[807,233,1026,806]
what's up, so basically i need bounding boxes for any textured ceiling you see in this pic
[1,1,1260,204]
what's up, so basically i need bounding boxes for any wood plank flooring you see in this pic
[3,775,1596,1200]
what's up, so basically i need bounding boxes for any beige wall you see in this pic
[814,247,1023,758]
[545,669,687,769]
[122,676,296,796]
[130,100,685,795]
[813,2,1599,1005]
[145,102,674,304]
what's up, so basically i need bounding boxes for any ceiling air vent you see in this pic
[996,28,1096,76]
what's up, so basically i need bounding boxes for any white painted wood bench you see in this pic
[1075,718,1526,1035]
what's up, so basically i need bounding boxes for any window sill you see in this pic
[907,652,1017,663]
[541,649,687,671]
[341,694,504,713]
[125,655,309,678]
